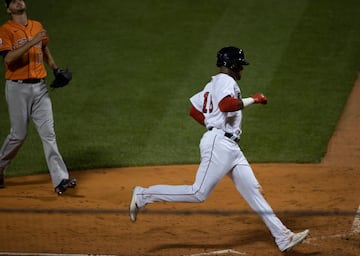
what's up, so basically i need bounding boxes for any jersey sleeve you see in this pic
[189,91,204,112]
[0,27,13,53]
[215,76,237,102]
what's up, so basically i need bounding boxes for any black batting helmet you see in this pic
[216,46,249,71]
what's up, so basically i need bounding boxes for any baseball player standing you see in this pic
[129,46,309,252]
[0,0,76,194]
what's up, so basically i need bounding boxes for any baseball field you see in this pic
[0,0,360,255]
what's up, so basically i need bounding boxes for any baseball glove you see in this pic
[50,68,72,89]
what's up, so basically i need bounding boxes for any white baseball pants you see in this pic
[135,129,293,250]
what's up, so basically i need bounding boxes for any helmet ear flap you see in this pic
[216,52,232,68]
[216,53,226,67]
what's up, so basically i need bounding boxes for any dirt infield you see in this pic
[1,73,360,256]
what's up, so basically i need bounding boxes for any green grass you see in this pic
[0,0,359,176]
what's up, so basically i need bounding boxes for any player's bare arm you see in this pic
[43,46,57,70]
[4,29,47,65]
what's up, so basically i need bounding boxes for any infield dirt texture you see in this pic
[0,74,359,255]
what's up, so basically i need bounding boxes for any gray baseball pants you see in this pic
[0,80,69,187]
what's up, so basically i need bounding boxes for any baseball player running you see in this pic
[129,46,309,252]
[0,0,76,194]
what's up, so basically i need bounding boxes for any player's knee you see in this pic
[9,130,27,142]
[39,129,56,142]
[194,190,208,202]
[249,183,262,192]
[42,133,56,142]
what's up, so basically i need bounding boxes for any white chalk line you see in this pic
[0,251,246,256]
[350,205,360,234]
[0,253,116,256]
[187,249,246,256]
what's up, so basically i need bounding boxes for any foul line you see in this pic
[188,249,246,256]
[350,205,360,234]
[0,253,116,256]
[0,250,246,256]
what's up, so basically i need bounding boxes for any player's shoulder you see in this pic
[29,19,42,24]
[0,20,14,36]
[28,20,43,28]
[214,73,236,88]
[0,20,13,29]
[214,73,236,84]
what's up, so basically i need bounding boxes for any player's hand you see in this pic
[251,93,268,104]
[32,30,48,44]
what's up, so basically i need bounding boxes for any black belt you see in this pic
[12,79,42,84]
[208,127,239,142]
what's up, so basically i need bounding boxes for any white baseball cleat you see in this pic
[129,186,140,222]
[281,229,310,252]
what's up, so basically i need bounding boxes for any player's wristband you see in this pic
[242,97,255,107]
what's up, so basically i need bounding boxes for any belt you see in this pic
[208,127,239,142]
[12,79,42,84]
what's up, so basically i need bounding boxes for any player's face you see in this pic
[7,0,26,15]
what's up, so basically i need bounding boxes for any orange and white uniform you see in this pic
[0,19,48,80]
[0,18,71,189]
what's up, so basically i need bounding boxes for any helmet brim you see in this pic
[241,60,250,65]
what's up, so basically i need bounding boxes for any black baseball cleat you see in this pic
[55,178,77,195]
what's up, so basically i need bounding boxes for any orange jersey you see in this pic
[0,19,48,80]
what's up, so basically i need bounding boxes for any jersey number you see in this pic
[202,92,213,113]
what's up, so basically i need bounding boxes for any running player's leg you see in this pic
[229,162,293,250]
[31,82,69,187]
[135,154,224,207]
[135,161,216,207]
[135,133,234,208]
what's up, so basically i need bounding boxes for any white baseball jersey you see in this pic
[190,73,242,139]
